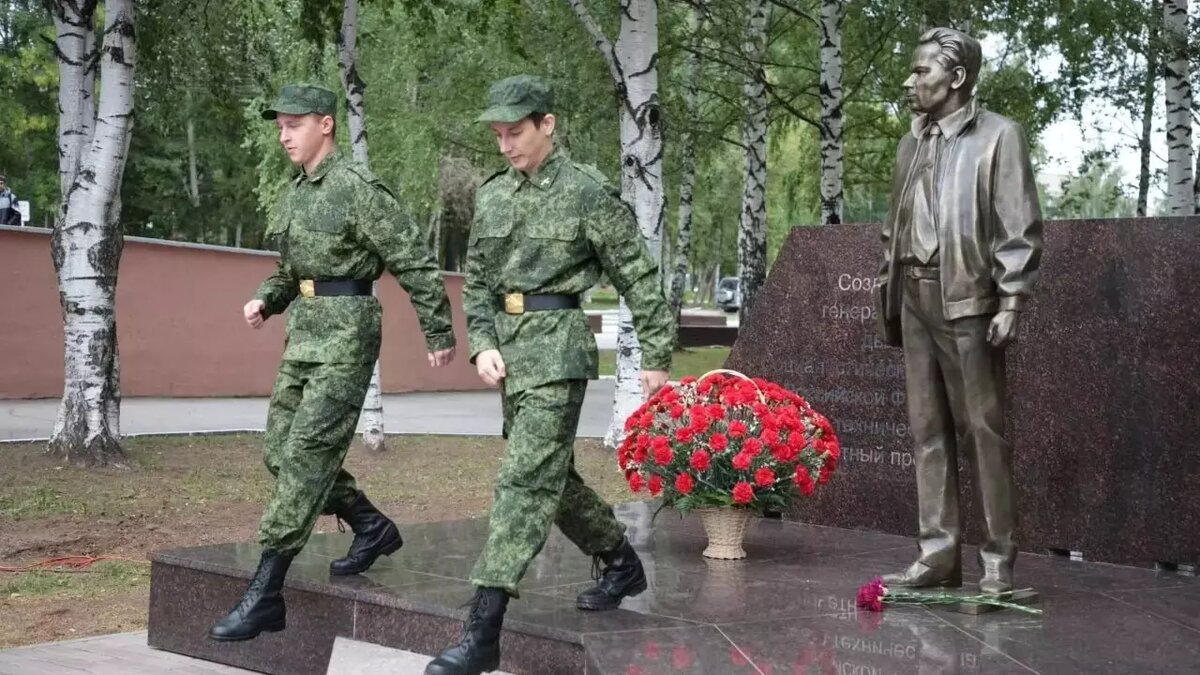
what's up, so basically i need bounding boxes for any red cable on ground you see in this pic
[0,555,150,573]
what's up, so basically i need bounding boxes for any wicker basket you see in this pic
[697,507,755,560]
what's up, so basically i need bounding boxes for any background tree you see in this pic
[44,0,138,467]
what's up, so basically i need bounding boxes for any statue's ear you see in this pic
[950,66,968,91]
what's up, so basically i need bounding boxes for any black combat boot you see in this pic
[209,549,293,641]
[425,587,509,675]
[576,537,647,611]
[330,490,403,576]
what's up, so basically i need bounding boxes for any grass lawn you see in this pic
[598,346,730,378]
[0,434,637,648]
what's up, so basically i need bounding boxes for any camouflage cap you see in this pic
[261,84,337,120]
[477,75,554,123]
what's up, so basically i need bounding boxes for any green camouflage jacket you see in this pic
[464,146,673,393]
[256,150,455,363]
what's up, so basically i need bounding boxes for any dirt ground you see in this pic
[0,434,633,648]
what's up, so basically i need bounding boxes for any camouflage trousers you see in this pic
[257,359,374,555]
[470,379,626,596]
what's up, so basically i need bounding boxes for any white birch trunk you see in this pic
[338,0,386,452]
[738,0,769,326]
[48,0,136,467]
[1164,0,1193,214]
[818,0,845,225]
[1138,40,1157,217]
[669,3,703,335]
[567,0,666,448]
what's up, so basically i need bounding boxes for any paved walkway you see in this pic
[0,379,618,442]
[0,633,475,674]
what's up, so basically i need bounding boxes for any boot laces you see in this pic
[591,555,607,582]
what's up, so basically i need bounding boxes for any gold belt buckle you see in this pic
[504,292,525,315]
[299,279,315,298]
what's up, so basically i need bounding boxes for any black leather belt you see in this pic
[902,265,939,280]
[299,279,373,297]
[503,292,580,314]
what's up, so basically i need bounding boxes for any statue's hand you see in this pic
[987,310,1019,348]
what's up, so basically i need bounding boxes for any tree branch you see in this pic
[565,0,621,85]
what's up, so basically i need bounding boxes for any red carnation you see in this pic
[670,404,685,419]
[728,420,748,438]
[819,466,831,484]
[709,433,729,452]
[648,474,663,496]
[732,481,754,504]
[675,472,695,495]
[743,437,763,456]
[680,376,697,385]
[770,443,791,463]
[675,428,694,444]
[755,467,777,488]
[708,404,727,420]
[690,449,712,472]
[761,428,780,446]
[632,446,648,464]
[732,452,753,471]
[795,468,815,496]
[653,444,674,466]
[628,472,644,493]
[856,577,887,612]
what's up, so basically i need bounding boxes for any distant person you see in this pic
[0,176,21,226]
[207,84,457,643]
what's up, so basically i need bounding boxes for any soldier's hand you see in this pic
[244,300,267,329]
[987,310,1019,348]
[476,349,507,387]
[641,370,669,399]
[428,347,456,368]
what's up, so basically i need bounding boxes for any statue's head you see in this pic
[904,28,981,120]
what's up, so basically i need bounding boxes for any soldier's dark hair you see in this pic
[918,27,982,92]
[529,112,549,127]
[0,175,6,182]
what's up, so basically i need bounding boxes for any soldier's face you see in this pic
[490,116,556,173]
[903,43,966,119]
[275,113,333,166]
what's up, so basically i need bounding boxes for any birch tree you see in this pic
[566,0,666,447]
[818,0,845,225]
[669,2,705,333]
[44,0,137,467]
[738,0,769,325]
[1163,0,1193,214]
[337,0,387,452]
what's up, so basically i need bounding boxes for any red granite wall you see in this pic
[0,227,486,398]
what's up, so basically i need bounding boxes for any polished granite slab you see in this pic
[148,501,1200,674]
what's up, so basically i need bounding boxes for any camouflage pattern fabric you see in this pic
[463,145,674,394]
[470,380,626,595]
[255,150,456,364]
[258,359,374,554]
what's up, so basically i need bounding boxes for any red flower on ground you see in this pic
[672,645,693,670]
[648,474,663,496]
[709,433,729,452]
[732,452,753,471]
[732,481,754,504]
[855,576,887,612]
[690,449,712,472]
[675,472,695,495]
[755,467,777,488]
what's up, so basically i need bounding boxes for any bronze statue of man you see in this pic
[876,27,1043,595]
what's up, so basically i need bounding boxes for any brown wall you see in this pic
[0,227,486,399]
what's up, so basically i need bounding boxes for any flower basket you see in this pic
[697,507,754,559]
[618,369,840,559]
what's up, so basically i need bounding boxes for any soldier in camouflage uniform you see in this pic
[426,75,673,675]
[209,84,456,642]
